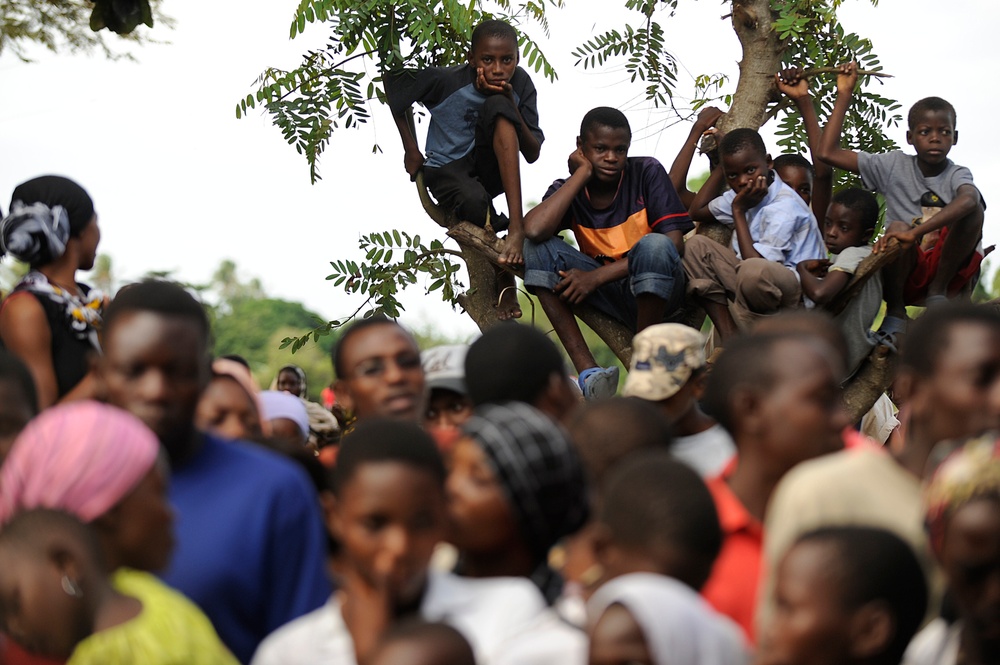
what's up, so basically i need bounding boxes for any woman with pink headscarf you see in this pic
[0,400,173,571]
[0,400,236,664]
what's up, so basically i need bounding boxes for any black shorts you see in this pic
[422,95,522,231]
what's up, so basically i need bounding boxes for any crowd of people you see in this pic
[0,15,996,665]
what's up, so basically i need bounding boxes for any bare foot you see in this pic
[498,229,525,269]
[495,267,521,321]
[497,283,522,320]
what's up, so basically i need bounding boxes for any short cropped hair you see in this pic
[0,508,104,568]
[902,304,1000,378]
[908,96,957,129]
[374,620,475,665]
[330,418,446,496]
[831,187,879,234]
[702,333,789,434]
[332,315,407,379]
[795,526,927,664]
[773,153,814,176]
[567,397,672,485]
[104,280,209,340]
[580,107,631,141]
[599,450,721,590]
[720,127,767,159]
[471,19,518,50]
[465,324,565,406]
[752,311,848,379]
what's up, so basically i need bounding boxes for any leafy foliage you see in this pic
[212,296,334,386]
[572,0,896,185]
[239,0,561,183]
[973,259,1000,304]
[251,0,905,346]
[770,4,900,191]
[281,229,466,352]
[0,0,170,61]
[572,0,679,108]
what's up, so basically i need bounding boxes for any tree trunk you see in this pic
[720,0,784,134]
[696,0,786,248]
[843,344,897,424]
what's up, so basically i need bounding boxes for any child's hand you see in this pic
[340,555,394,665]
[475,67,514,99]
[732,175,769,212]
[775,68,809,99]
[555,268,602,305]
[836,61,858,96]
[873,226,918,254]
[797,258,831,276]
[693,106,724,132]
[403,148,425,181]
[568,147,593,178]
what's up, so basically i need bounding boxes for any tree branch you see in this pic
[755,68,892,79]
[826,239,902,316]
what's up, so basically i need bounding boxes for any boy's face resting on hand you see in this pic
[469,35,518,93]
[907,108,957,171]
[723,147,772,194]
[578,124,630,186]
[823,203,870,255]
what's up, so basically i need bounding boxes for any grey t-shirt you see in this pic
[829,245,881,376]
[857,150,977,224]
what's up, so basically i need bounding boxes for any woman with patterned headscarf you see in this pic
[446,401,590,605]
[905,433,1000,665]
[0,176,105,409]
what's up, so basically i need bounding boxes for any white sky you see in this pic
[1,0,996,340]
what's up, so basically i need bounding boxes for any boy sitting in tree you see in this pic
[796,188,882,376]
[818,62,985,348]
[522,106,692,399]
[684,128,826,342]
[385,19,543,321]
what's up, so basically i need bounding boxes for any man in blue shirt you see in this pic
[96,280,330,663]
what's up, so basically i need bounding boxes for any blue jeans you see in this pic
[522,233,686,331]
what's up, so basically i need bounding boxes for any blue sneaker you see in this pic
[578,366,620,400]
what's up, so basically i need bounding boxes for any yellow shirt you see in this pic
[68,569,238,665]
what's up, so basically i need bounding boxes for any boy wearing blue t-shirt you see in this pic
[386,20,543,320]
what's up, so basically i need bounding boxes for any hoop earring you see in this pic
[61,575,83,598]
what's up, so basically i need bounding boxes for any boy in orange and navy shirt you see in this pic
[522,107,692,399]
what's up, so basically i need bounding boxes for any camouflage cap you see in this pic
[621,323,707,401]
[422,344,469,395]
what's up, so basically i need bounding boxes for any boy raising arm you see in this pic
[385,20,543,319]
[817,62,984,339]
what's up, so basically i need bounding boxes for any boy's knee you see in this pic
[630,233,682,272]
[736,260,800,312]
[482,93,516,117]
[682,234,716,260]
[953,203,985,236]
[481,96,521,147]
